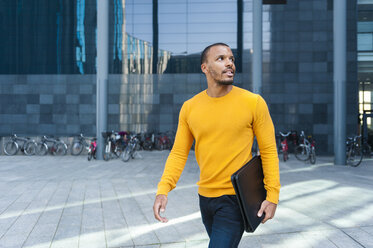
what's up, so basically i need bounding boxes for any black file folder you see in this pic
[231,155,266,232]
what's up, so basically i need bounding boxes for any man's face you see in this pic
[202,45,236,85]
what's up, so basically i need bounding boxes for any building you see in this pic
[0,0,369,154]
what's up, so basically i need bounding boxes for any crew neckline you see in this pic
[204,86,236,101]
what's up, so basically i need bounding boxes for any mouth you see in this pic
[223,69,234,77]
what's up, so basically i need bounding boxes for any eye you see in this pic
[230,57,235,62]
[217,57,223,61]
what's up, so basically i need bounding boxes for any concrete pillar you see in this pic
[333,0,347,165]
[96,0,109,160]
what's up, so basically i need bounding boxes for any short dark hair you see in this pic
[200,42,230,65]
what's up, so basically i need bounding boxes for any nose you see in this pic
[225,58,234,68]
[225,58,233,68]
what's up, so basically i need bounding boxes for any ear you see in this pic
[201,63,208,74]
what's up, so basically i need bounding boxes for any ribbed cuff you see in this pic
[156,183,172,196]
[266,189,279,204]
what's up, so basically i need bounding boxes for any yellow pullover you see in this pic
[157,86,281,204]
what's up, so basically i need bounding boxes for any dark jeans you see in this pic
[199,194,244,248]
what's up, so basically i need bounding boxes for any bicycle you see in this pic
[102,131,122,161]
[121,134,141,162]
[279,131,291,162]
[70,133,90,155]
[36,136,68,156]
[154,132,172,150]
[3,134,37,156]
[140,132,154,151]
[362,137,372,158]
[87,138,97,161]
[295,131,316,164]
[346,135,363,167]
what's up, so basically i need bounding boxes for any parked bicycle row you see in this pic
[1,131,176,160]
[276,130,372,167]
[2,134,69,156]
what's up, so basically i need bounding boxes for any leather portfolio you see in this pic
[231,155,266,232]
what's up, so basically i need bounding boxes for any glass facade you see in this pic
[0,0,359,154]
[158,0,237,73]
[0,0,171,74]
[358,0,373,130]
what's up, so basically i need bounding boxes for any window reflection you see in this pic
[358,1,373,130]
[1,0,240,74]
[158,1,237,73]
[76,0,86,74]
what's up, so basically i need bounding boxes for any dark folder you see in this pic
[231,155,266,232]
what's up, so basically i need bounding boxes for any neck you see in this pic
[206,83,233,98]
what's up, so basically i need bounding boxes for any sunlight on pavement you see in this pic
[24,211,201,248]
[0,183,198,220]
[280,162,334,174]
[330,201,373,227]
[108,211,201,245]
[280,179,338,202]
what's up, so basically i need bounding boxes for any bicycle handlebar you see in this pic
[279,132,291,137]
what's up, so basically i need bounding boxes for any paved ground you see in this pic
[0,151,372,248]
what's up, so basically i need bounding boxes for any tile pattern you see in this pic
[0,152,372,247]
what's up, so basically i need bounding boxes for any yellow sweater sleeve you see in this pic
[156,103,194,196]
[253,96,281,204]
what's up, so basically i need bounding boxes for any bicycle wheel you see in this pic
[4,141,18,156]
[24,141,37,155]
[113,145,121,158]
[363,143,372,158]
[295,145,309,161]
[347,145,363,167]
[310,147,316,164]
[36,142,48,156]
[103,144,111,161]
[143,140,153,150]
[54,143,67,156]
[71,141,83,155]
[155,139,163,150]
[121,147,131,162]
[283,150,288,162]
[88,152,93,161]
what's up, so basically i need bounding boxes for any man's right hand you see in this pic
[153,194,168,223]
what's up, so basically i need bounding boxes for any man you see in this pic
[153,43,280,247]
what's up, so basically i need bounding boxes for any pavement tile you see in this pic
[79,230,106,248]
[27,223,58,238]
[239,235,261,247]
[361,226,373,235]
[105,227,134,247]
[300,230,339,248]
[0,154,372,247]
[23,234,53,248]
[342,227,373,248]
[0,234,25,248]
[50,236,79,248]
[325,229,363,248]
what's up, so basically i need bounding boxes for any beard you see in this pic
[217,79,234,85]
[210,71,234,85]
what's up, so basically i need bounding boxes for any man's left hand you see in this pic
[257,200,277,224]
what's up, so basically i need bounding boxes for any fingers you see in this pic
[258,200,277,224]
[257,201,267,218]
[153,194,168,223]
[160,197,167,213]
[261,212,271,224]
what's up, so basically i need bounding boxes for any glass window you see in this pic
[158,1,237,73]
[358,33,373,51]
